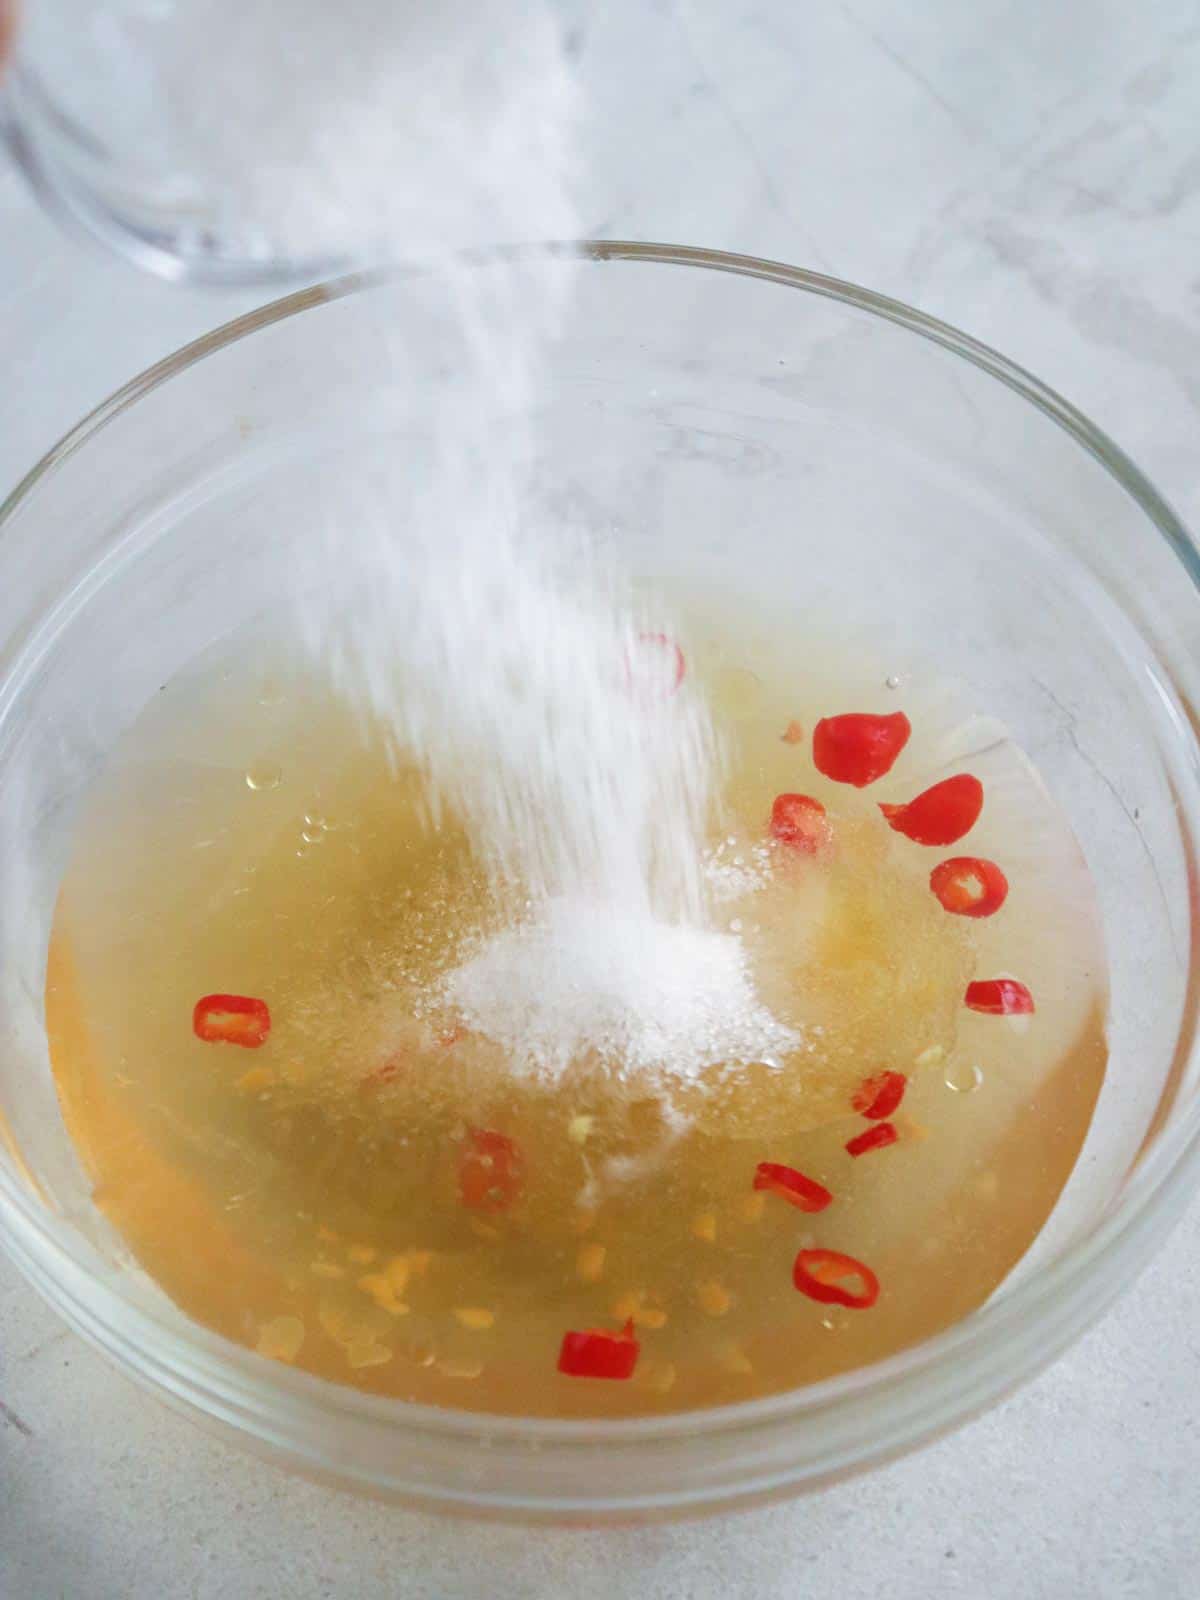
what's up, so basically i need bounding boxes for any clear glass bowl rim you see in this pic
[2,241,1199,1506]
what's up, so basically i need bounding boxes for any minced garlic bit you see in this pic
[384,1255,412,1294]
[691,1210,717,1243]
[357,1272,410,1316]
[235,1065,276,1094]
[346,1339,392,1370]
[437,1357,484,1380]
[738,1192,766,1224]
[453,1306,496,1330]
[781,719,805,744]
[362,1246,433,1290]
[567,1114,594,1145]
[317,1300,355,1345]
[612,1291,668,1329]
[576,1242,607,1283]
[256,1315,304,1363]
[310,1261,345,1279]
[717,1340,754,1375]
[895,1113,930,1143]
[696,1278,733,1317]
[636,1359,677,1394]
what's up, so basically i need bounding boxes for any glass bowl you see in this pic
[2,245,1199,1521]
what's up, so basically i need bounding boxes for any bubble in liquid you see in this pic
[944,1059,984,1094]
[245,762,282,792]
[885,674,902,690]
[301,827,325,845]
[819,1307,850,1333]
[304,811,327,830]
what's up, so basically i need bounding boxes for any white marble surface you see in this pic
[3,2,1200,1595]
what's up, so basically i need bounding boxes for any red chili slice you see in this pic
[793,1248,880,1309]
[845,1122,899,1157]
[965,978,1035,1016]
[753,1161,833,1213]
[879,773,983,846]
[557,1318,640,1380]
[625,632,686,700]
[930,857,1009,918]
[813,712,911,788]
[768,792,830,854]
[458,1128,524,1211]
[851,1070,907,1120]
[193,993,271,1048]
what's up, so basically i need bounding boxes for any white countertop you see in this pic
[3,3,1200,1595]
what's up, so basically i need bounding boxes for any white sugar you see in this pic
[446,899,799,1087]
[705,839,773,903]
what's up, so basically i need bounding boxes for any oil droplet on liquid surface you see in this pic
[245,762,283,792]
[944,1059,984,1095]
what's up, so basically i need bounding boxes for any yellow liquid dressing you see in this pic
[46,616,1107,1417]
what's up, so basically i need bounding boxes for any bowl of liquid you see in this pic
[2,245,1199,1520]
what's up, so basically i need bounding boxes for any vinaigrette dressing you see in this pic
[45,617,1107,1417]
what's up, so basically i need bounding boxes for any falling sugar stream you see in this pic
[163,0,801,1088]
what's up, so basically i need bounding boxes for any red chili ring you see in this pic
[768,793,830,855]
[793,1248,880,1309]
[845,1122,899,1158]
[753,1161,833,1213]
[557,1319,639,1380]
[851,1070,907,1120]
[458,1128,524,1211]
[192,993,271,1048]
[930,856,1009,918]
[812,711,911,787]
[625,632,686,699]
[879,773,983,846]
[964,978,1034,1015]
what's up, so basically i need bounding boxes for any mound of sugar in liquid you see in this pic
[445,898,799,1084]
